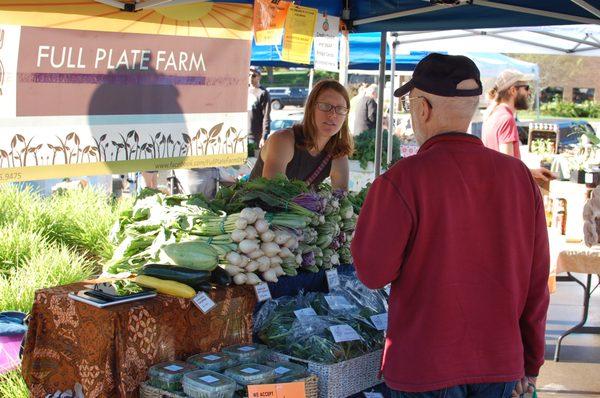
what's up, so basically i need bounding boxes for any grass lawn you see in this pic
[518,110,600,123]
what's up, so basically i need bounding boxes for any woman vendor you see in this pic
[249,79,353,190]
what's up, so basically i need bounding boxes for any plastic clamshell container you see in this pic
[187,352,237,372]
[221,344,268,364]
[223,363,275,386]
[266,361,308,383]
[148,361,197,392]
[182,370,237,398]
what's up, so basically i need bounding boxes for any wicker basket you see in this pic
[139,374,318,398]
[270,350,382,398]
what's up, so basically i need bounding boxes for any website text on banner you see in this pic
[0,1,252,183]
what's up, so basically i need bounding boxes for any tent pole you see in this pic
[387,33,398,166]
[570,0,600,19]
[375,32,387,178]
[308,68,315,91]
[535,80,541,120]
[339,30,349,87]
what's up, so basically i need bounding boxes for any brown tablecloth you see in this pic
[21,283,255,398]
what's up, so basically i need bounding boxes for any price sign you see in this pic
[325,269,340,290]
[200,375,220,384]
[248,381,306,398]
[192,292,216,314]
[329,324,361,343]
[294,307,317,319]
[254,282,272,302]
[370,313,388,331]
[384,285,391,295]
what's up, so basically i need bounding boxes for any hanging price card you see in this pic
[325,269,340,290]
[329,324,361,343]
[370,313,388,331]
[192,292,216,314]
[254,283,272,302]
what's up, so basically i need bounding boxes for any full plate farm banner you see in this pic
[0,1,252,182]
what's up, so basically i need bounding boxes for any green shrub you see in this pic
[0,243,93,312]
[0,223,47,273]
[541,100,600,118]
[0,368,29,398]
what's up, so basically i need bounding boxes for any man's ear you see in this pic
[422,99,432,122]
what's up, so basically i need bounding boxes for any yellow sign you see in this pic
[253,0,290,45]
[247,381,306,398]
[281,5,317,65]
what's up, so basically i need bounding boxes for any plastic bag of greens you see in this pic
[255,294,313,351]
[337,273,389,315]
[305,291,360,317]
[286,316,371,363]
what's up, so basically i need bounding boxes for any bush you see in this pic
[0,243,94,312]
[541,100,600,118]
[0,368,29,398]
[0,223,47,273]
[350,129,402,169]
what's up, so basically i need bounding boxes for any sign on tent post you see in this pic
[0,1,252,183]
[313,13,340,72]
[281,4,318,64]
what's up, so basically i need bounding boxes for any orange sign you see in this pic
[253,0,291,45]
[247,381,306,398]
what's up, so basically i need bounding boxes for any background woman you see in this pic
[249,79,353,190]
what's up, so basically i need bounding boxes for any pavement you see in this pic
[537,274,600,397]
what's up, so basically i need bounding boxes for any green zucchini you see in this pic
[159,241,219,271]
[139,264,211,290]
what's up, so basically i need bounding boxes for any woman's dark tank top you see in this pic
[249,125,332,187]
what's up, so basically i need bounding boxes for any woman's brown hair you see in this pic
[297,79,354,158]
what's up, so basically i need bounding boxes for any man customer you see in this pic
[248,66,271,145]
[351,54,550,398]
[482,69,555,181]
[353,84,378,135]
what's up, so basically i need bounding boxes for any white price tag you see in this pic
[586,172,594,183]
[192,292,216,314]
[254,283,272,302]
[326,269,340,290]
[241,367,260,374]
[164,364,183,372]
[203,355,221,361]
[370,313,388,331]
[329,324,361,343]
[294,307,317,319]
[325,294,353,311]
[238,345,256,352]
[200,375,219,384]
[273,366,291,375]
[384,285,391,295]
[364,392,384,398]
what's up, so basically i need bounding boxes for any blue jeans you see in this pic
[390,381,518,398]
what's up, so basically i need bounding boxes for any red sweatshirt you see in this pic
[351,133,549,392]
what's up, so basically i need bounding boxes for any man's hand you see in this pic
[511,376,536,397]
[530,168,557,182]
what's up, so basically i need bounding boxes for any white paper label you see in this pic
[203,355,221,361]
[586,172,594,183]
[254,283,272,302]
[325,294,352,311]
[326,269,340,290]
[164,365,184,372]
[200,375,220,384]
[192,292,216,314]
[238,345,256,352]
[364,392,384,398]
[329,324,361,343]
[384,285,391,295]
[370,313,388,331]
[273,366,291,375]
[241,367,260,374]
[294,307,317,318]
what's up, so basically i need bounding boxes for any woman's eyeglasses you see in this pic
[316,102,349,115]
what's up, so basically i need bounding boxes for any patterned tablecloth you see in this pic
[21,283,255,398]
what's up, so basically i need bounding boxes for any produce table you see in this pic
[21,282,255,398]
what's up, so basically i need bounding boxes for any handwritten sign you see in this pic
[254,283,272,302]
[192,292,216,314]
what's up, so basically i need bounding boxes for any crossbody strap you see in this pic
[305,153,332,186]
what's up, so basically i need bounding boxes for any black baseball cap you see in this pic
[394,53,482,98]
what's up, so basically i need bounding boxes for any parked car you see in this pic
[266,87,308,110]
[269,110,304,137]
